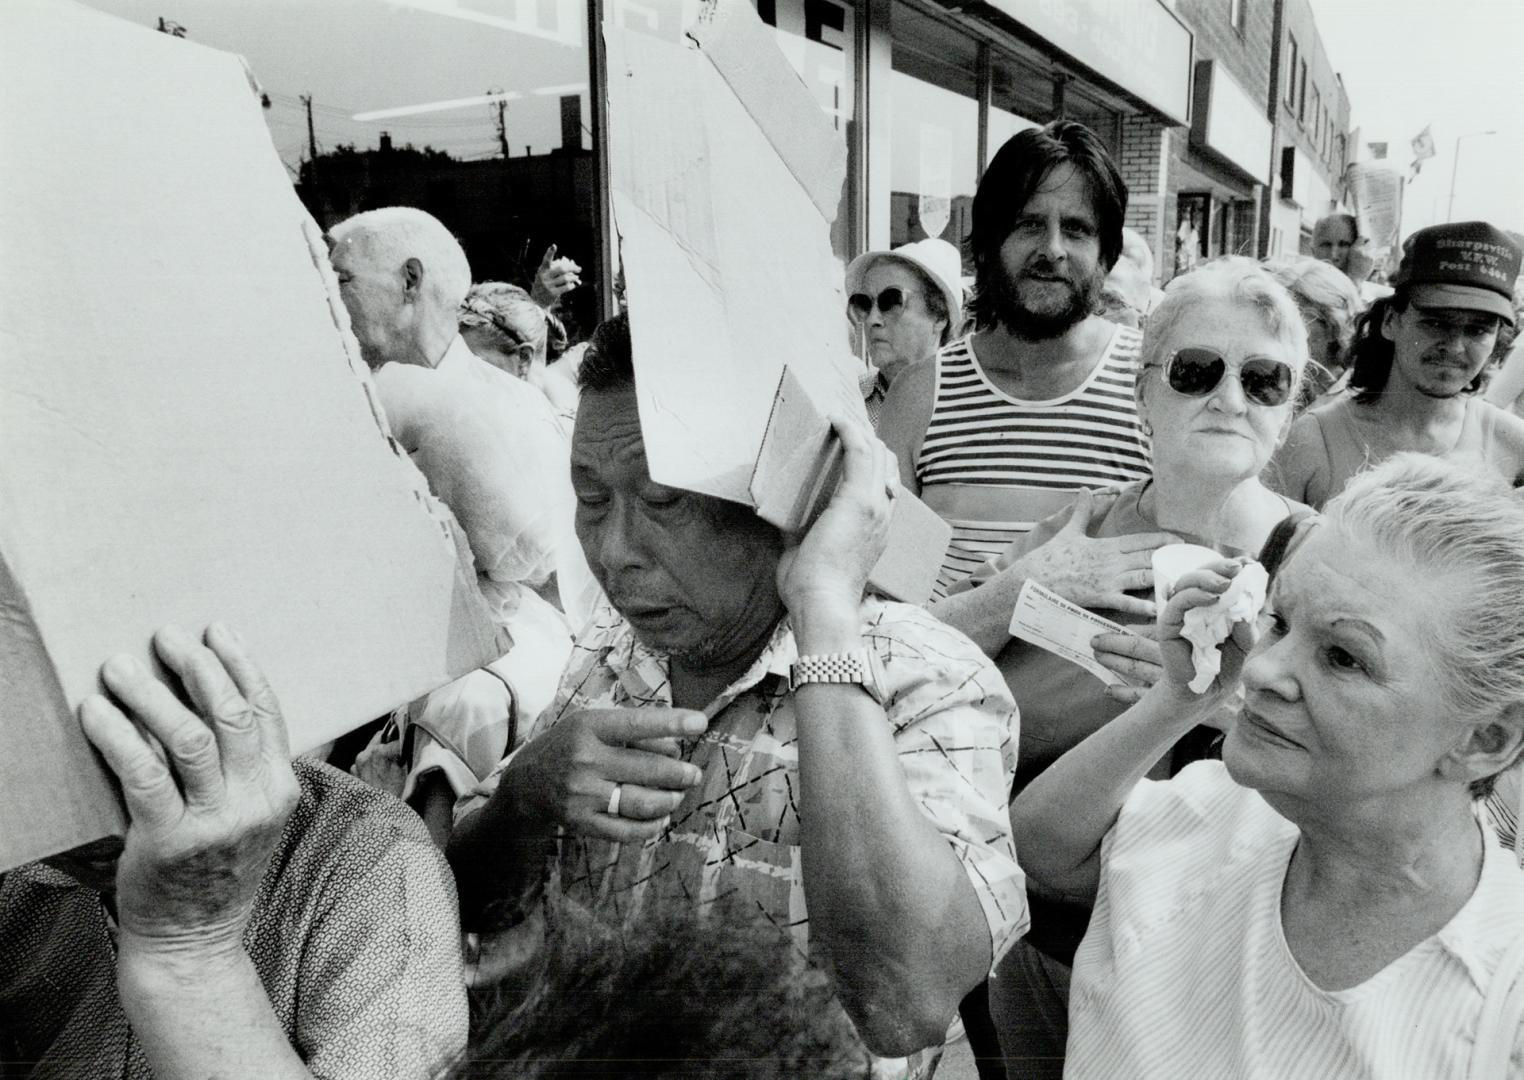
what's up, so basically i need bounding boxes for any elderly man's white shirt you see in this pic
[377,336,596,626]
[376,337,591,795]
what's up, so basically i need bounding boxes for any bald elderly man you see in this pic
[326,208,590,839]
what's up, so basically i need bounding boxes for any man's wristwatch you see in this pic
[788,648,888,705]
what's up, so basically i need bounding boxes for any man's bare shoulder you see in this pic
[1266,405,1338,507]
[1483,399,1524,473]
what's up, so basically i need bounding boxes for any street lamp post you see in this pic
[1447,130,1498,222]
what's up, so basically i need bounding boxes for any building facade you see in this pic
[84,0,1199,322]
[1263,0,1353,257]
[1159,0,1275,279]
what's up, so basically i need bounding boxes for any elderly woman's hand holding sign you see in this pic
[46,623,467,1080]
[1012,454,1524,1077]
[75,625,313,1080]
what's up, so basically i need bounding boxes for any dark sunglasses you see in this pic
[847,286,907,322]
[1157,347,1295,407]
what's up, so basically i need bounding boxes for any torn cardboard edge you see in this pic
[752,368,951,606]
[303,210,490,563]
[0,551,128,862]
[0,1,505,870]
[686,0,847,221]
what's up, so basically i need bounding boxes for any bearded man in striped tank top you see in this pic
[880,121,1157,603]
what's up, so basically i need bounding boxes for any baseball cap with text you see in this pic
[1391,221,1521,326]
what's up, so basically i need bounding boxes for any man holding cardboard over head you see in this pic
[447,2,1024,1074]
[449,314,1024,1073]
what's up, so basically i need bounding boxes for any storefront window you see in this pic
[619,0,858,260]
[1063,85,1122,161]
[84,0,603,336]
[988,54,1047,167]
[889,3,978,267]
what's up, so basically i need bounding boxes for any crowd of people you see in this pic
[6,117,1524,1080]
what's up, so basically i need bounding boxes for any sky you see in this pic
[78,0,1524,242]
[1311,0,1524,238]
[82,0,600,165]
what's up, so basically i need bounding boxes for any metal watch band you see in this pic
[789,649,872,690]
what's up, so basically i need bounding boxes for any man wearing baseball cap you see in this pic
[1269,221,1524,508]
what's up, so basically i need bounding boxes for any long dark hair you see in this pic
[1345,295,1399,404]
[965,120,1126,330]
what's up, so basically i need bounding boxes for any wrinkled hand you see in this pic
[503,707,706,843]
[1156,559,1256,697]
[776,414,897,616]
[352,728,406,797]
[80,624,299,959]
[1017,489,1178,619]
[530,244,582,307]
[1092,630,1164,705]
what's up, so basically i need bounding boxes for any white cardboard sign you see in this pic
[602,0,951,602]
[605,0,861,505]
[0,1,502,869]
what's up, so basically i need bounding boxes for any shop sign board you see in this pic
[988,0,1193,125]
[1190,60,1271,185]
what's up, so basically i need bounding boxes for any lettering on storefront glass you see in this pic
[804,0,845,50]
[757,0,845,50]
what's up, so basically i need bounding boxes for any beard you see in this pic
[981,260,1105,341]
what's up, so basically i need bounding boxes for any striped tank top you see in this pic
[915,328,1152,597]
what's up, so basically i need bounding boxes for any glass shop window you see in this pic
[83,0,604,339]
[614,0,859,260]
[889,1,979,270]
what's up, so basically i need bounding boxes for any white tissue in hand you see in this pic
[1180,563,1268,694]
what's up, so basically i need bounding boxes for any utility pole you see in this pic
[300,94,318,162]
[489,89,509,158]
[1447,130,1497,223]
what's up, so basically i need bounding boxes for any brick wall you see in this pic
[1119,114,1168,285]
[1175,0,1274,104]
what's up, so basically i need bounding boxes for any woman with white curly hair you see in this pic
[1015,452,1524,1078]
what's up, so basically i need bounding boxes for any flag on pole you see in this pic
[1409,125,1436,181]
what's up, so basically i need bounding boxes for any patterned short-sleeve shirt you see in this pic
[0,760,467,1080]
[460,593,1027,974]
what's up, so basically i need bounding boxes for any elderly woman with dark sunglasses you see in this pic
[1015,454,1524,1078]
[843,239,963,423]
[930,256,1312,1073]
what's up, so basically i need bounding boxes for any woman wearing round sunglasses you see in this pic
[1014,454,1524,1079]
[937,257,1313,1069]
[843,239,962,421]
